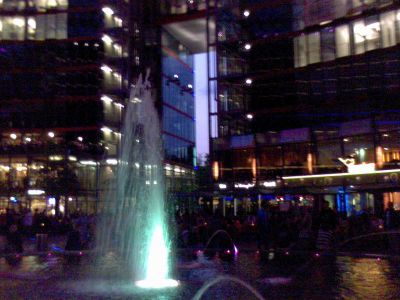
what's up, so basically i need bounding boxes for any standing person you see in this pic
[6,222,23,253]
[23,209,33,237]
[385,202,398,230]
[316,200,338,252]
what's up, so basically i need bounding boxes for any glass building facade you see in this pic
[0,0,197,214]
[210,0,400,216]
[161,27,196,197]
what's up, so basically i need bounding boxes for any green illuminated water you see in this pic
[97,71,176,287]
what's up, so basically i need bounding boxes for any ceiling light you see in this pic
[102,7,114,16]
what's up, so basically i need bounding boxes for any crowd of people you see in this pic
[0,200,399,258]
[0,208,95,254]
[175,201,400,255]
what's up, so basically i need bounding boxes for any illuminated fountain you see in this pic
[97,71,178,289]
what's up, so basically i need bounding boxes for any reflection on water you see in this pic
[0,253,399,299]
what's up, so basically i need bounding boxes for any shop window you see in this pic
[316,139,342,173]
[343,135,374,164]
[384,192,400,211]
[353,20,371,54]
[0,17,25,40]
[335,24,350,57]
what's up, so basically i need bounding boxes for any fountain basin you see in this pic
[135,278,179,289]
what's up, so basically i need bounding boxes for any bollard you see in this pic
[36,233,48,251]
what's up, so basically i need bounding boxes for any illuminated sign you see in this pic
[262,181,277,187]
[234,183,255,189]
[218,183,227,189]
[338,157,375,174]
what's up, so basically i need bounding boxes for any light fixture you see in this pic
[114,103,124,108]
[102,7,114,16]
[10,133,17,140]
[101,126,112,134]
[187,84,193,89]
[28,18,36,29]
[219,183,227,189]
[101,95,113,103]
[48,131,55,138]
[246,114,253,120]
[173,74,179,79]
[73,42,78,46]
[77,136,83,142]
[12,18,24,27]
[102,34,113,44]
[24,137,31,142]
[80,160,97,166]
[243,10,250,17]
[245,78,252,85]
[106,158,118,165]
[101,65,113,73]
[244,43,251,50]
[27,189,45,196]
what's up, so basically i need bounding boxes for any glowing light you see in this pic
[27,189,45,196]
[77,136,83,142]
[263,181,277,187]
[48,131,55,138]
[68,156,77,161]
[102,7,114,16]
[80,160,97,166]
[24,137,31,142]
[244,43,251,50]
[114,102,125,108]
[48,197,56,206]
[234,245,239,255]
[219,183,227,189]
[252,158,257,178]
[101,95,113,103]
[212,161,219,180]
[101,126,113,134]
[102,34,113,44]
[135,225,178,289]
[101,65,113,73]
[106,158,118,165]
[282,167,400,180]
[49,155,63,161]
[10,133,17,140]
[12,18,24,27]
[234,183,255,189]
[28,18,36,29]
[173,74,179,79]
[245,78,252,85]
[187,84,193,89]
[246,113,253,119]
[243,10,250,17]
